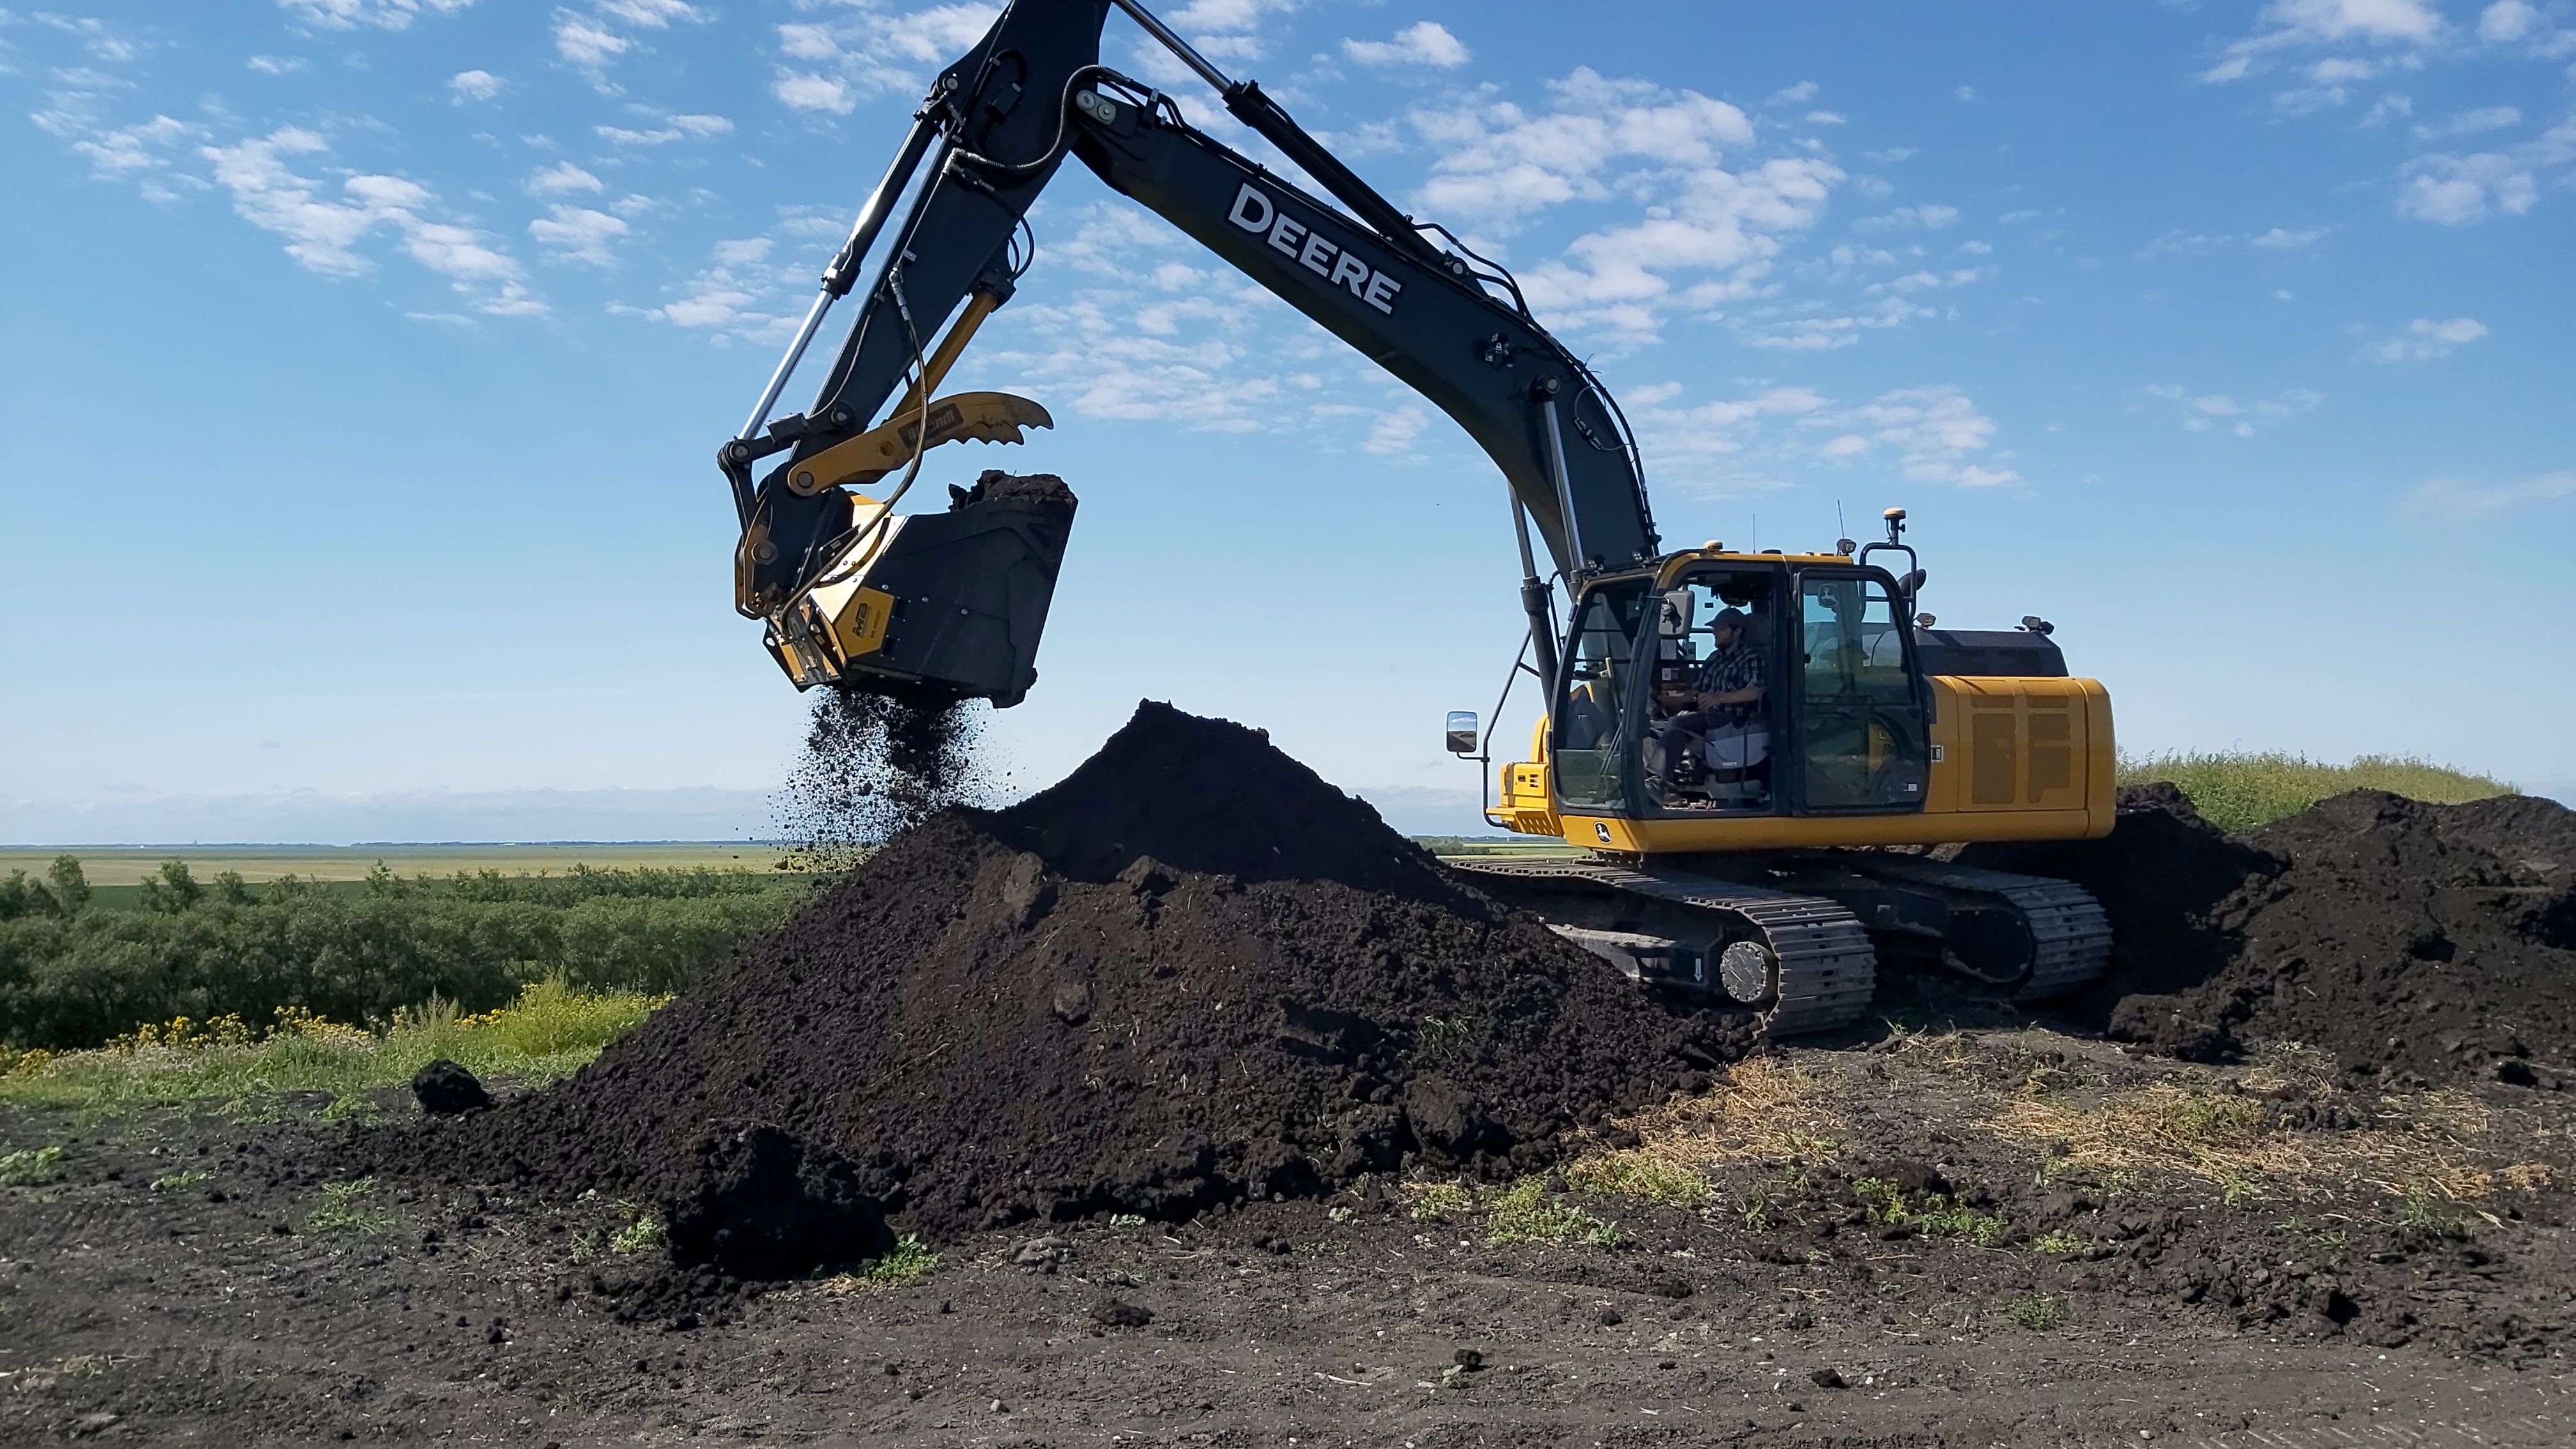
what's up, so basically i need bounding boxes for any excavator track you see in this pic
[1448,857,1879,1037]
[1753,854,2113,1002]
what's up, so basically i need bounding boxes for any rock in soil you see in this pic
[400,702,1745,1253]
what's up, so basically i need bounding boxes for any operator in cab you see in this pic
[1650,606,1770,808]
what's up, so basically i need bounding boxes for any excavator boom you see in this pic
[718,0,1655,703]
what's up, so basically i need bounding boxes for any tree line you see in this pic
[0,857,810,1050]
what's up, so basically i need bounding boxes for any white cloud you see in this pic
[247,55,311,76]
[1169,0,1300,30]
[197,126,540,314]
[1855,203,1959,231]
[2406,470,2575,514]
[2417,104,2522,138]
[765,4,1004,107]
[623,236,799,339]
[449,69,502,102]
[1343,21,1469,69]
[1805,110,1847,126]
[2140,383,2323,436]
[527,161,603,195]
[554,16,629,66]
[1954,84,1978,102]
[2395,114,2576,223]
[2202,0,2444,83]
[1406,68,1838,344]
[2479,1,2539,43]
[2251,225,2327,247]
[597,113,733,145]
[31,13,141,62]
[595,0,700,23]
[529,204,629,266]
[1818,386,2020,486]
[2365,315,2488,360]
[774,72,852,114]
[1630,385,1827,460]
[279,0,476,31]
[59,113,201,177]
[1361,404,1430,456]
[1767,81,1819,105]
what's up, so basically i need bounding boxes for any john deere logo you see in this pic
[1594,822,1613,843]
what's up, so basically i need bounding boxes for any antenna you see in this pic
[1751,511,1758,553]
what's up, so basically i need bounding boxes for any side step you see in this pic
[1450,858,1878,1037]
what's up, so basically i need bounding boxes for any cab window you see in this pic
[1643,569,1777,814]
[1797,572,1927,811]
[1552,581,1648,810]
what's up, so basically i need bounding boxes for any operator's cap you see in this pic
[1712,607,1749,631]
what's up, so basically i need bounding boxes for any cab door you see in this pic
[1792,569,1930,813]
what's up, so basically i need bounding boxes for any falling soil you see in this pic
[774,682,988,868]
[1958,785,2576,1083]
[417,702,1744,1257]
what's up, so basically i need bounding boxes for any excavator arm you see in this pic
[720,0,1658,702]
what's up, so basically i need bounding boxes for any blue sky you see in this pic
[3,0,2572,843]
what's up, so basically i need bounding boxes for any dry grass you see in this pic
[1990,1080,2553,1206]
[1590,1058,1848,1181]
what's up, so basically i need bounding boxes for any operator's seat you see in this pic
[1560,673,1617,750]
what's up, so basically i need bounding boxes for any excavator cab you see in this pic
[1537,552,1931,832]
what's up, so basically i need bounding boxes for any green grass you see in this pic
[0,1145,66,1185]
[1406,1182,1474,1222]
[862,1234,941,1285]
[2119,750,2514,834]
[0,979,664,1112]
[2005,1294,2064,1331]
[0,844,801,890]
[1852,1176,2009,1246]
[1484,1177,1623,1248]
[307,1177,395,1234]
[148,1170,207,1193]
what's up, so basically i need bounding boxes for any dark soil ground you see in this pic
[9,1028,2576,1446]
[1961,785,2576,1084]
[12,709,2576,1444]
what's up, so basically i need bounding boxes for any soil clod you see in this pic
[412,1060,491,1116]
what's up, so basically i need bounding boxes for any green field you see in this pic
[2115,751,2515,835]
[0,843,793,888]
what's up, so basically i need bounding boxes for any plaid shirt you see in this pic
[1694,640,1765,699]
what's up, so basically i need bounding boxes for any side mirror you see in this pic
[1899,567,1928,599]
[1445,710,1479,756]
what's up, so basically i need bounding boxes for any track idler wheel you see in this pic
[1717,939,1777,1006]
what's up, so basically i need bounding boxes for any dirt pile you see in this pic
[423,702,1740,1261]
[1960,786,2576,1081]
[1948,783,2282,1029]
[2168,791,2576,1082]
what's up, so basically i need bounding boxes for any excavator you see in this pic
[714,0,2115,1036]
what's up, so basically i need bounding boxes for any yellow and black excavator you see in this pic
[714,0,2115,1035]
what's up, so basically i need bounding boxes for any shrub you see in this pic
[0,861,804,1051]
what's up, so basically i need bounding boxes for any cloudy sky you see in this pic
[3,0,2572,842]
